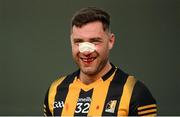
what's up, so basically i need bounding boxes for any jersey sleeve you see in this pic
[43,88,52,116]
[128,80,157,116]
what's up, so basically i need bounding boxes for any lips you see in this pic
[80,57,96,63]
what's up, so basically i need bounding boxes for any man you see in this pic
[43,7,157,116]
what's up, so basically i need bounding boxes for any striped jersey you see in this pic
[43,64,157,116]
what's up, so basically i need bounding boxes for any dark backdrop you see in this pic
[0,0,179,115]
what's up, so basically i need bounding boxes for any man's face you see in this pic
[71,21,115,75]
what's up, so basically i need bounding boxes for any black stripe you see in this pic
[138,106,157,112]
[74,89,93,116]
[101,68,129,116]
[53,71,78,116]
[101,63,116,81]
[138,105,157,116]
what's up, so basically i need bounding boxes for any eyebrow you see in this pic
[72,37,102,42]
[89,37,102,41]
[72,38,84,42]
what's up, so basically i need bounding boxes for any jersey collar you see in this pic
[101,63,116,81]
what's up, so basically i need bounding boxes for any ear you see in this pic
[108,33,115,50]
[70,34,74,45]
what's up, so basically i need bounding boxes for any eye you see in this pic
[73,39,83,44]
[90,38,102,45]
[92,41,101,45]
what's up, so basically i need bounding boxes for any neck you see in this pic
[79,62,112,85]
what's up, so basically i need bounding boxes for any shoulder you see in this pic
[132,80,156,104]
[49,76,67,89]
[50,71,78,90]
[129,79,157,115]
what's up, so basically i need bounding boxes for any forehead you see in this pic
[71,21,106,39]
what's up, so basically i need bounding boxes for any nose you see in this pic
[79,42,96,54]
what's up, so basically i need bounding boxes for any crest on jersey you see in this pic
[105,100,117,113]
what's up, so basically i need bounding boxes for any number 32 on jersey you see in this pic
[75,102,90,114]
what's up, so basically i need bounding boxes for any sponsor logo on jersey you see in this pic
[53,101,64,109]
[105,100,117,113]
[78,97,91,102]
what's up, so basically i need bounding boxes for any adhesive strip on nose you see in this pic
[79,42,96,53]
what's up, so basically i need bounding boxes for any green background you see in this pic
[0,0,179,115]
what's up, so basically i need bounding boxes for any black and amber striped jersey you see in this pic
[43,64,157,116]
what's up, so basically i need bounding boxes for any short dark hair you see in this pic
[71,7,110,31]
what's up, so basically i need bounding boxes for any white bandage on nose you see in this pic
[79,42,96,53]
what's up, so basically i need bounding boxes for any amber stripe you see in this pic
[142,113,157,116]
[88,70,116,116]
[48,76,66,115]
[138,109,157,115]
[118,76,136,116]
[138,104,157,111]
[61,77,81,116]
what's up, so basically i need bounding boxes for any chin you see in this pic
[81,68,97,75]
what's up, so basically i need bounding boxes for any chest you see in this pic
[52,81,124,116]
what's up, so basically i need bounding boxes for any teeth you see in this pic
[83,59,88,62]
[81,58,95,62]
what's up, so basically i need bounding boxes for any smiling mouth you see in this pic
[80,57,96,63]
